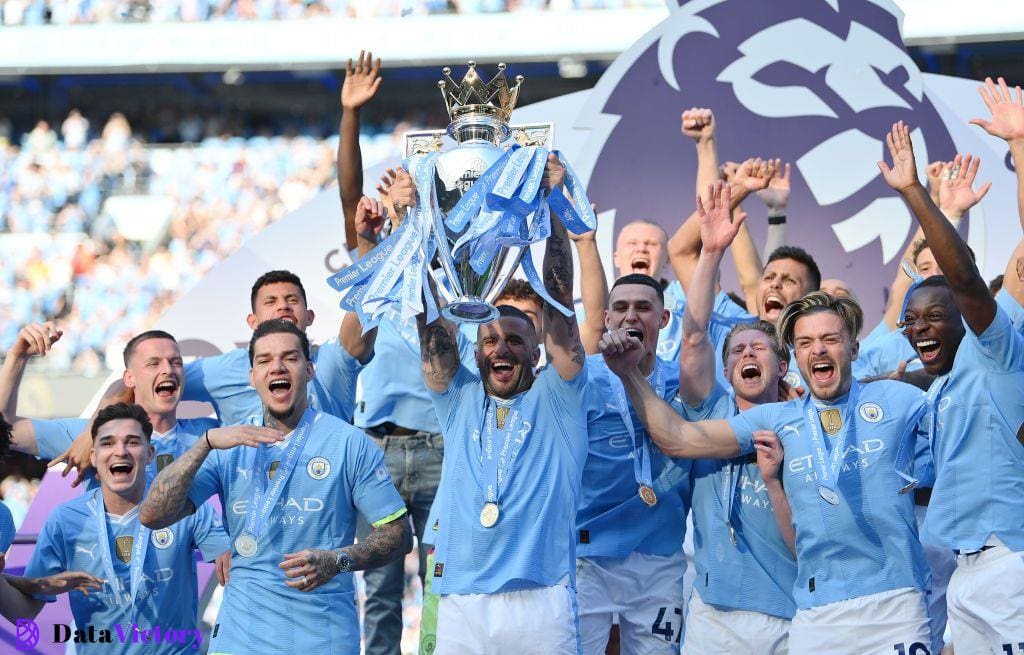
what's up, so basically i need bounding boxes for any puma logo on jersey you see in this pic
[75,543,98,559]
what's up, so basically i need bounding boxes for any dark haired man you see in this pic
[575,271,691,654]
[140,319,411,654]
[416,190,591,651]
[880,118,1024,652]
[600,289,934,652]
[0,326,220,487]
[10,403,229,653]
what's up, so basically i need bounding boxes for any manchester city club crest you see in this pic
[859,402,884,423]
[818,409,843,436]
[307,456,331,480]
[784,372,801,389]
[151,528,174,549]
[115,536,134,563]
[156,453,175,472]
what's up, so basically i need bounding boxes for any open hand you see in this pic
[341,50,382,111]
[877,121,920,192]
[970,76,1024,144]
[696,181,742,253]
[205,425,284,450]
[937,154,991,218]
[279,548,341,592]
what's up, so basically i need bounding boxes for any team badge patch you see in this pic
[156,453,175,472]
[268,461,280,480]
[151,529,174,549]
[818,409,843,436]
[784,372,801,388]
[859,402,884,423]
[115,536,134,563]
[496,406,509,429]
[307,457,331,480]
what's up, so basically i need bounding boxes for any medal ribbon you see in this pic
[92,490,150,618]
[480,396,524,505]
[610,361,664,493]
[801,381,860,497]
[243,409,318,544]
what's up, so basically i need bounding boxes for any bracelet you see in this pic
[205,431,213,450]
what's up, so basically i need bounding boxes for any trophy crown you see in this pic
[438,62,524,124]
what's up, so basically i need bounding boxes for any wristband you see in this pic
[205,430,213,450]
[767,212,787,225]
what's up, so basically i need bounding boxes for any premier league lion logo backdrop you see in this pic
[580,0,957,322]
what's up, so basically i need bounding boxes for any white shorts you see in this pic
[577,550,686,655]
[789,587,932,655]
[682,512,696,614]
[435,584,579,655]
[915,505,955,653]
[947,539,1024,654]
[680,591,790,655]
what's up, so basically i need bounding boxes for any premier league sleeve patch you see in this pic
[306,457,331,480]
[859,402,884,423]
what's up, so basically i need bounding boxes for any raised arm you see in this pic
[679,182,743,407]
[416,312,461,395]
[542,155,586,380]
[970,76,1024,229]
[339,196,387,363]
[878,121,996,335]
[725,158,774,304]
[600,329,739,459]
[338,50,383,251]
[0,323,63,456]
[668,108,720,290]
[757,160,790,262]
[570,221,609,355]
[139,425,283,529]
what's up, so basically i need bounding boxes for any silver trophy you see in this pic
[406,62,552,324]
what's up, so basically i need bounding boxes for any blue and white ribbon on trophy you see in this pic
[326,144,596,324]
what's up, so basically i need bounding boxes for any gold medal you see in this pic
[496,407,509,429]
[480,502,500,528]
[268,460,281,480]
[638,485,658,507]
[818,409,843,436]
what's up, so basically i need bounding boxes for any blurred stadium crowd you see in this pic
[0,111,405,374]
[0,0,660,24]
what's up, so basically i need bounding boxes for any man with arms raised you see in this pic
[601,289,933,653]
[10,403,229,653]
[417,164,590,651]
[574,271,690,654]
[139,319,412,654]
[676,182,797,653]
[880,117,1024,653]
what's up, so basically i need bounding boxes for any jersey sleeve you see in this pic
[726,403,776,456]
[187,450,224,512]
[0,502,15,552]
[189,502,231,562]
[30,418,88,461]
[344,428,407,527]
[24,514,67,603]
[183,357,217,404]
[972,306,1024,373]
[678,382,733,421]
[996,288,1024,331]
[312,338,366,393]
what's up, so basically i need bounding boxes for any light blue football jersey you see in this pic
[187,410,405,654]
[25,492,229,654]
[727,380,931,610]
[32,417,219,490]
[0,502,14,551]
[576,355,690,559]
[852,329,921,380]
[183,340,364,425]
[996,288,1024,332]
[861,318,893,348]
[921,308,1024,552]
[680,383,797,619]
[429,364,589,595]
[353,311,475,433]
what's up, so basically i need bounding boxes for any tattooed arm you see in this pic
[416,309,461,394]
[140,425,284,529]
[544,192,586,381]
[279,517,412,592]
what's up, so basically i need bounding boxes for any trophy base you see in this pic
[442,298,500,324]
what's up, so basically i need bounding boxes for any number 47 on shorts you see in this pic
[893,643,929,655]
[651,607,683,644]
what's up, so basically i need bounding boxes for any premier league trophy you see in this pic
[328,61,595,325]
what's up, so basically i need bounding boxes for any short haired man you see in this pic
[417,205,590,652]
[14,403,229,653]
[880,118,1024,653]
[1,327,219,487]
[140,319,411,654]
[601,290,934,653]
[575,272,691,654]
[675,182,797,652]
